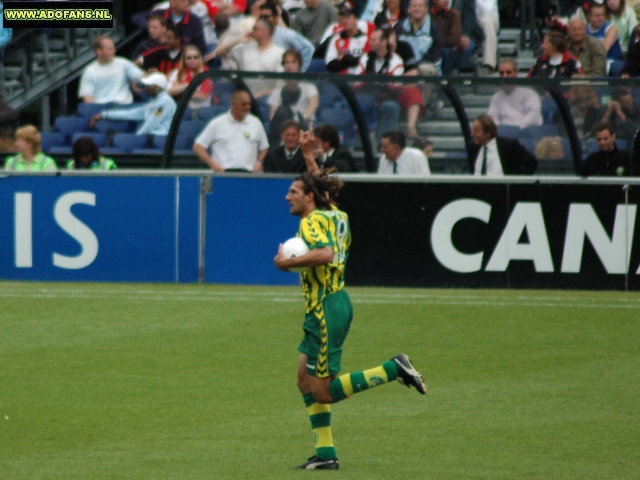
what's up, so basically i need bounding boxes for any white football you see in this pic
[282,237,310,273]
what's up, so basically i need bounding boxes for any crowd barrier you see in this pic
[1,172,639,291]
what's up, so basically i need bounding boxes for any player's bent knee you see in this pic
[311,387,335,404]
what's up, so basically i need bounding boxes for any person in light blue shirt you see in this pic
[259,2,314,72]
[88,72,177,136]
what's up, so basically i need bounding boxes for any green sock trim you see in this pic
[316,446,337,460]
[328,378,346,402]
[310,412,331,429]
[383,360,398,381]
[350,371,368,393]
[303,392,315,408]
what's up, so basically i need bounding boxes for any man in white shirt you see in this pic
[217,18,285,98]
[487,58,542,129]
[79,36,143,104]
[467,115,537,176]
[378,131,430,175]
[193,90,269,172]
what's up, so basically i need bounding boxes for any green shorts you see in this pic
[298,289,353,378]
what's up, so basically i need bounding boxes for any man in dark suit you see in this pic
[467,115,538,175]
[314,124,359,172]
[263,120,309,173]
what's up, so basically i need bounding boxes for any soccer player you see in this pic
[273,125,427,470]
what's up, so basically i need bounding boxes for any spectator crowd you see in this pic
[3,0,640,177]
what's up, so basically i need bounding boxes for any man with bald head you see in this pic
[194,90,269,172]
[567,16,606,77]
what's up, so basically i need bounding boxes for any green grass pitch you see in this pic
[1,282,639,479]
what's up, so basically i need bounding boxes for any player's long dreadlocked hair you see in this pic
[296,167,344,210]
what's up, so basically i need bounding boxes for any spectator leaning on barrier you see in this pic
[292,0,339,45]
[313,123,359,172]
[535,136,565,159]
[79,36,143,104]
[132,14,167,67]
[567,16,607,77]
[193,90,269,172]
[4,125,57,172]
[66,136,117,171]
[467,115,538,176]
[487,58,543,129]
[259,1,314,71]
[263,120,310,172]
[528,31,582,78]
[378,130,430,175]
[89,72,177,136]
[582,122,632,176]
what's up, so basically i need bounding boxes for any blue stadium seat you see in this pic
[319,94,343,110]
[307,59,328,74]
[54,116,89,135]
[519,138,536,154]
[320,83,342,98]
[320,108,357,146]
[519,124,559,139]
[178,120,206,140]
[356,95,377,131]
[113,133,148,152]
[444,151,467,160]
[77,103,111,119]
[541,96,557,124]
[258,104,270,122]
[608,60,625,77]
[71,132,107,147]
[216,93,231,108]
[40,132,67,153]
[93,119,134,134]
[133,135,191,154]
[198,105,227,121]
[213,81,237,96]
[560,139,573,160]
[497,125,520,138]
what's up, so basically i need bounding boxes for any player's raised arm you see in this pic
[299,122,321,176]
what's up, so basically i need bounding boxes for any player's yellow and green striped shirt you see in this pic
[297,206,351,313]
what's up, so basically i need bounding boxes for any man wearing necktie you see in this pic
[468,115,538,176]
[377,131,431,175]
[263,120,312,173]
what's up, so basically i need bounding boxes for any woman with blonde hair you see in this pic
[606,0,638,55]
[4,125,57,171]
[535,136,565,159]
[167,45,214,111]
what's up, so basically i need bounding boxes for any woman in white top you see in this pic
[167,45,214,111]
[267,49,319,122]
[606,0,638,54]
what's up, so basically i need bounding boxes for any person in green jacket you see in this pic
[66,136,117,171]
[4,125,57,171]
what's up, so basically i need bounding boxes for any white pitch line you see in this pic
[0,291,639,309]
[0,287,639,303]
